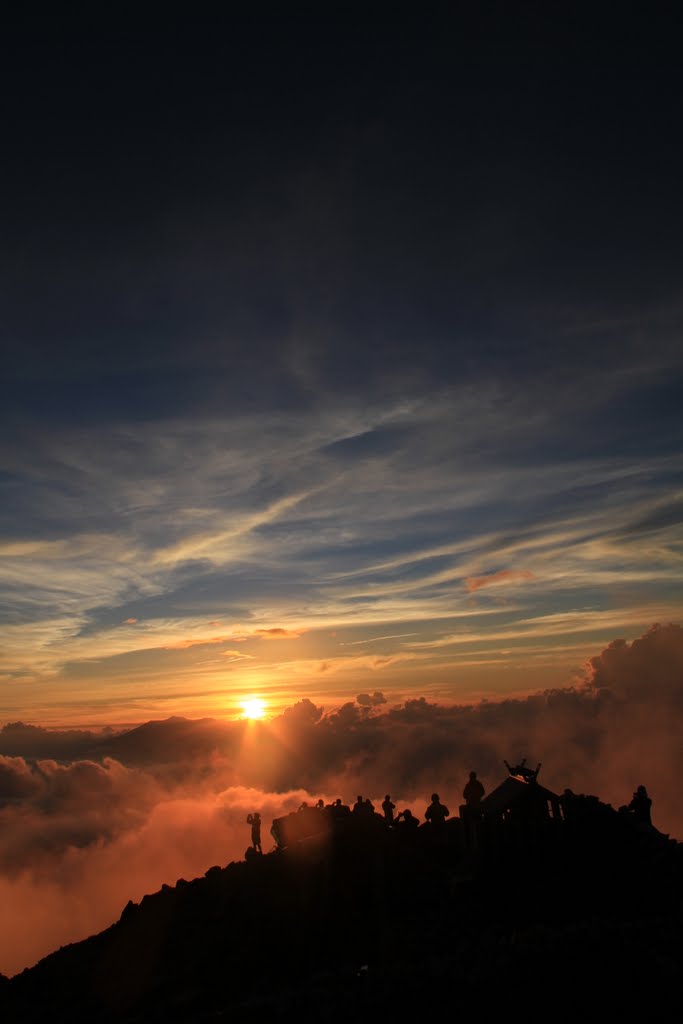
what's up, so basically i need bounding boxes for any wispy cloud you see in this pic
[465,569,536,592]
[254,628,305,639]
[1,393,681,717]
[339,632,420,646]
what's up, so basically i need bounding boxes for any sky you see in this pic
[1,7,682,724]
[1,7,683,976]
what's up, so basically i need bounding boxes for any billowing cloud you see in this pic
[585,622,683,702]
[0,780,316,978]
[466,569,536,592]
[356,691,387,706]
[280,698,324,726]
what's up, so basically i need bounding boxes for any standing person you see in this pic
[628,785,652,826]
[463,771,485,808]
[247,811,262,852]
[425,793,450,825]
[382,794,396,824]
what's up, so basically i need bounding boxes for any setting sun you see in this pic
[242,698,267,720]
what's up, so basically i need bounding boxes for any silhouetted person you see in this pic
[628,785,652,826]
[247,812,262,853]
[463,771,485,807]
[382,794,396,824]
[353,795,365,816]
[314,798,327,820]
[364,797,375,815]
[396,808,419,830]
[331,797,350,820]
[425,793,450,825]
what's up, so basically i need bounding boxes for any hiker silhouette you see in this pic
[331,797,351,820]
[395,808,419,831]
[382,794,396,824]
[246,811,262,852]
[463,771,485,807]
[628,785,652,826]
[425,793,450,825]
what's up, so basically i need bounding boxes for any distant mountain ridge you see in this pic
[2,778,681,1022]
[0,716,228,764]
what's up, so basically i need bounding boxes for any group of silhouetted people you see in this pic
[249,770,654,854]
[250,771,489,852]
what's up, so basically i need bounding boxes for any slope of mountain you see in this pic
[2,789,681,1022]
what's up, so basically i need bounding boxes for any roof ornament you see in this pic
[504,757,542,783]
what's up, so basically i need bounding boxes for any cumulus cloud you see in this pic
[585,622,683,702]
[280,698,324,726]
[356,691,387,706]
[2,625,683,976]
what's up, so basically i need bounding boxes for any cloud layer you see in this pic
[1,391,681,721]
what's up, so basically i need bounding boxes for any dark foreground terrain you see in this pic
[1,790,681,1022]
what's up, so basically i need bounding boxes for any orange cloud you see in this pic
[465,569,536,592]
[122,618,138,625]
[254,628,304,640]
[164,636,233,650]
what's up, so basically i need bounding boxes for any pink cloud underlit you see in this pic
[465,569,536,592]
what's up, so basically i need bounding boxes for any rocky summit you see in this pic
[2,777,681,1022]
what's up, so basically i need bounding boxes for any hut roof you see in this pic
[480,775,560,816]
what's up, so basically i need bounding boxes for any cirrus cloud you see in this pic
[466,569,537,592]
[254,628,305,640]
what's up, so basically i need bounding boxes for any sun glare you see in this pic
[242,698,266,720]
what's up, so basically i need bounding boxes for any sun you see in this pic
[242,697,267,720]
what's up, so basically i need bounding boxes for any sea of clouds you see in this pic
[1,623,682,976]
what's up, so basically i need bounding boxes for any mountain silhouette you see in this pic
[0,716,232,764]
[1,769,681,1022]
